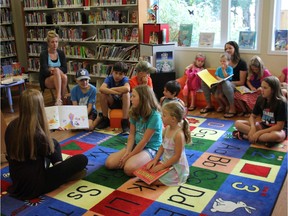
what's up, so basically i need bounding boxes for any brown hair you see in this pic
[129,85,161,122]
[9,89,54,161]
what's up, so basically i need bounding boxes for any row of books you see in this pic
[0,26,14,40]
[28,57,40,71]
[0,42,16,57]
[1,58,17,67]
[23,0,137,9]
[28,43,44,56]
[0,0,10,7]
[87,9,137,24]
[59,44,138,61]
[1,8,12,23]
[27,27,52,40]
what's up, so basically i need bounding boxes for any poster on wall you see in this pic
[155,51,174,73]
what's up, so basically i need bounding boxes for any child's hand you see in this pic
[146,160,158,170]
[150,163,165,173]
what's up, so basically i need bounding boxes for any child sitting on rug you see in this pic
[146,102,191,186]
[4,89,88,200]
[160,80,185,107]
[234,56,271,117]
[105,85,163,176]
[182,53,206,111]
[71,68,101,130]
[233,76,287,146]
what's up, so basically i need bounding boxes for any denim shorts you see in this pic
[132,144,157,159]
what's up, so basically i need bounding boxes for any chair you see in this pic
[41,85,70,105]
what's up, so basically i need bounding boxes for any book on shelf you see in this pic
[198,69,233,88]
[274,30,287,51]
[199,32,215,47]
[235,86,256,94]
[155,51,174,73]
[178,24,193,47]
[133,161,173,185]
[238,31,256,49]
[45,105,89,130]
[149,32,159,44]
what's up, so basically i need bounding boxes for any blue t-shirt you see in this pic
[215,66,233,80]
[71,84,97,113]
[130,109,162,151]
[104,75,129,88]
[48,53,61,67]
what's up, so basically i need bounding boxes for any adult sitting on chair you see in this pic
[40,30,68,106]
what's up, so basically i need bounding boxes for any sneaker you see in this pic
[95,116,110,130]
[121,119,130,134]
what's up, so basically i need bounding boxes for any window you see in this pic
[157,0,260,49]
[271,0,288,51]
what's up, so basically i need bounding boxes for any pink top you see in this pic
[282,67,288,83]
[185,65,203,91]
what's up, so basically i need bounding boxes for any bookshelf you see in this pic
[0,0,18,66]
[22,0,148,89]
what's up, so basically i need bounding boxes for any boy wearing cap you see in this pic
[71,69,99,130]
[129,61,155,91]
[96,62,130,134]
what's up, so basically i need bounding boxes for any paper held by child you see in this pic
[198,69,233,88]
[133,161,174,185]
[235,86,256,94]
[45,105,89,130]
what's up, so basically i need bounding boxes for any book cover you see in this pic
[45,105,89,130]
[133,161,173,185]
[238,31,256,49]
[198,69,233,88]
[235,86,256,94]
[275,30,288,50]
[149,32,159,44]
[178,24,193,47]
[199,32,215,47]
[155,51,174,73]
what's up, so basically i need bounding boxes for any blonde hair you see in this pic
[46,30,59,42]
[9,89,54,161]
[129,85,161,122]
[248,55,265,80]
[219,52,231,61]
[193,53,206,68]
[162,102,192,144]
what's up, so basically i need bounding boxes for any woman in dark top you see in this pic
[40,30,68,105]
[201,41,248,117]
[5,89,88,200]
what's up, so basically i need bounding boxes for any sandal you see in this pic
[200,107,214,114]
[232,130,243,140]
[216,107,225,113]
[188,106,196,111]
[224,112,236,118]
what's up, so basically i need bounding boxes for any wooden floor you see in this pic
[1,84,287,215]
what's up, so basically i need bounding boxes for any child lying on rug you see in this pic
[146,102,191,186]
[4,89,88,200]
[233,76,287,146]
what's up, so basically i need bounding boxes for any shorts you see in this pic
[88,110,97,121]
[131,144,157,159]
[109,96,122,109]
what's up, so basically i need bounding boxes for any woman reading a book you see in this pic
[105,85,162,176]
[234,56,271,117]
[4,89,88,200]
[201,41,248,118]
[145,102,191,186]
[40,30,68,106]
[233,76,287,146]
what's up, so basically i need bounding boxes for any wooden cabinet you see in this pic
[0,0,18,66]
[22,0,148,88]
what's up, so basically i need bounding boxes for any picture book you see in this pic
[178,24,193,47]
[155,51,174,73]
[238,31,256,49]
[45,105,89,130]
[149,32,159,44]
[199,32,215,47]
[133,161,174,185]
[235,86,256,94]
[274,30,287,51]
[198,69,233,88]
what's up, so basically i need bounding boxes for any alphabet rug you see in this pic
[1,116,287,215]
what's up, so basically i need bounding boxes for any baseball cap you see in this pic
[76,69,90,80]
[135,61,156,74]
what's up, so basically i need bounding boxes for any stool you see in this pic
[109,109,123,128]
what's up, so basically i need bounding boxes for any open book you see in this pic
[235,86,256,94]
[198,69,233,88]
[45,105,89,130]
[133,161,173,185]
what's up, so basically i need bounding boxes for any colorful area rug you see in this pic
[1,116,287,216]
